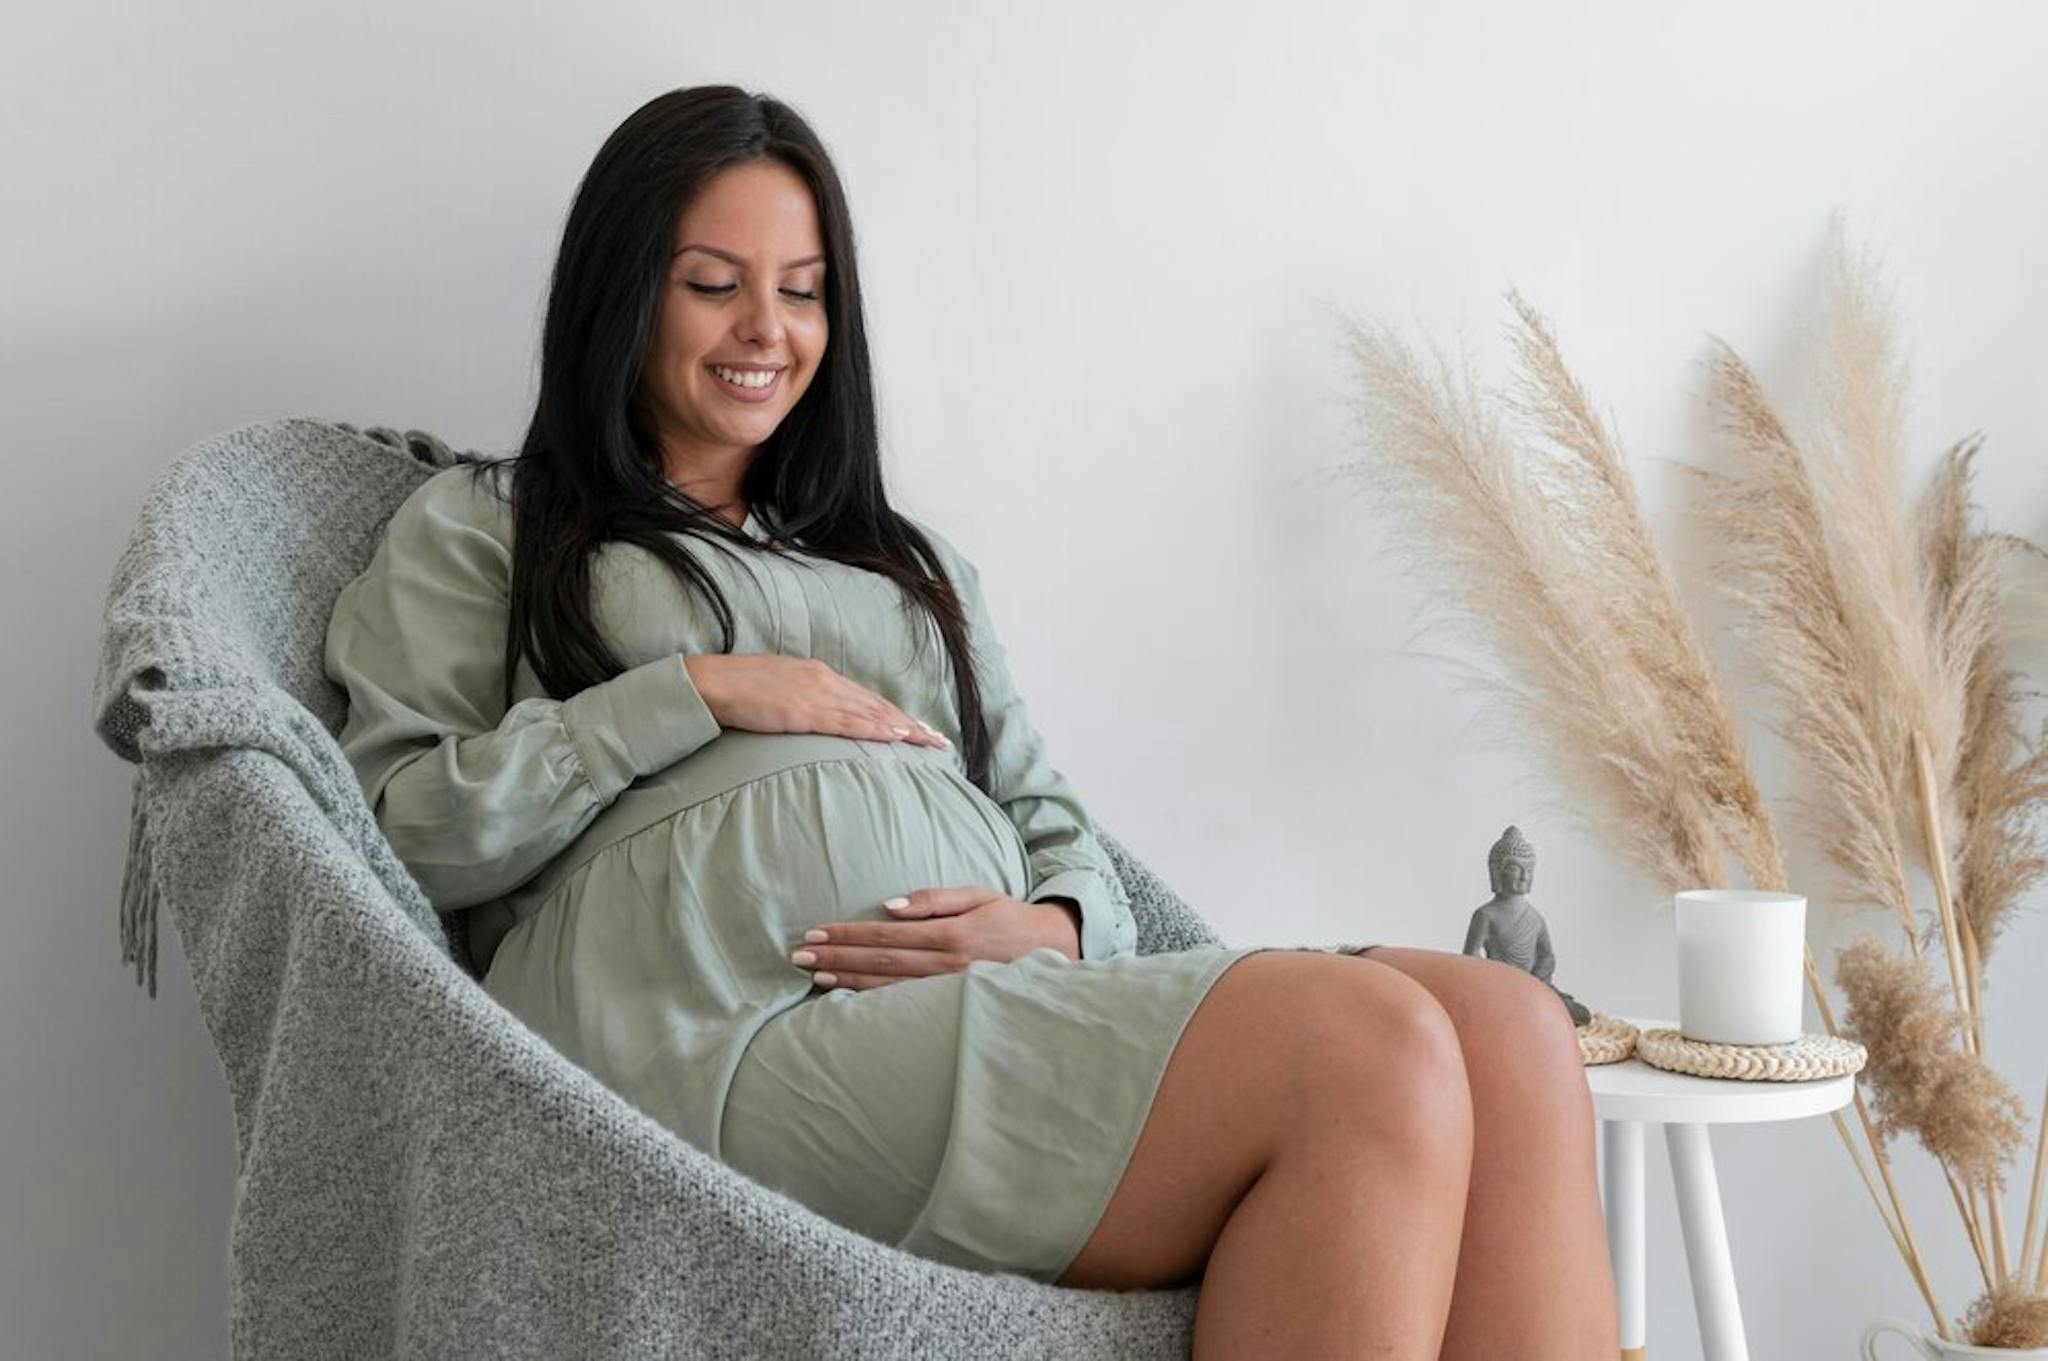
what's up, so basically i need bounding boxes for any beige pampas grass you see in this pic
[1960,1276,2048,1350]
[1808,222,1967,889]
[1922,436,2048,971]
[1835,935,2028,1190]
[1799,221,1991,1101]
[1500,292,1787,895]
[1333,314,1723,892]
[1698,219,2048,1314]
[1689,341,1919,941]
[1336,291,1951,1330]
[1332,215,2048,1340]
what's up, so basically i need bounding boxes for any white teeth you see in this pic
[713,365,778,389]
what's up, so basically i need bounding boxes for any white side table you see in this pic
[1587,1015,1854,1361]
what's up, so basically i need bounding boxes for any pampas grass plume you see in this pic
[1834,935,2027,1191]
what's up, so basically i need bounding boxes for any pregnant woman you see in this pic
[323,86,1616,1359]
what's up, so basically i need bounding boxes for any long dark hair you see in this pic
[461,86,994,789]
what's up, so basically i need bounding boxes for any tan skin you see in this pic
[636,157,1619,1359]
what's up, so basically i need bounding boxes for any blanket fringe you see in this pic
[119,768,159,999]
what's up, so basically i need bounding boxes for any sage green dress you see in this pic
[323,462,1373,1283]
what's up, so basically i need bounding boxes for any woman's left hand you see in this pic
[788,886,1082,992]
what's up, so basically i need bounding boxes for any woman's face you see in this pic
[638,158,830,481]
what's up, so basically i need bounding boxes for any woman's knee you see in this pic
[1286,954,1474,1154]
[1376,950,1593,1136]
[1465,958,1588,1082]
[1369,948,1583,1073]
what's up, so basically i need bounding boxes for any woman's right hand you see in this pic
[681,653,952,750]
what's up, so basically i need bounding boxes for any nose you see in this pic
[734,281,786,349]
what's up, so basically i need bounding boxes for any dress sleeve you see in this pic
[945,536,1139,962]
[323,468,724,913]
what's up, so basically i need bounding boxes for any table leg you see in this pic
[1601,1118,1645,1360]
[1666,1122,1748,1361]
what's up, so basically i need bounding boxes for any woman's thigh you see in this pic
[1054,946,1467,1290]
[721,974,963,1248]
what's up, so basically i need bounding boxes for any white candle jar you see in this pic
[1674,889,1808,1045]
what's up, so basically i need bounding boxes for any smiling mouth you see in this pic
[708,364,784,400]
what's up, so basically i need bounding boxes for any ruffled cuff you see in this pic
[560,653,721,802]
[1030,867,1137,961]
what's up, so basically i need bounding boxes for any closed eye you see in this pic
[688,283,819,301]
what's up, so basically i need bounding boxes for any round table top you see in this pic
[1584,1016,1857,1125]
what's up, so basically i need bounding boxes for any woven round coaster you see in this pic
[1576,1013,1639,1066]
[1635,1028,1866,1081]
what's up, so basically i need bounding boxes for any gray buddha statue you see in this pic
[1461,825,1593,1027]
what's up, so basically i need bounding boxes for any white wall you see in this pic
[10,1,2046,1355]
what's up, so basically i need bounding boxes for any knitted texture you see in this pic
[90,417,1261,1358]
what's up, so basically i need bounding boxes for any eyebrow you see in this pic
[674,244,826,269]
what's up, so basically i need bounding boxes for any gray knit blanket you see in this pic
[90,417,1253,1359]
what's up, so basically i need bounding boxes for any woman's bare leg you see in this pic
[1054,951,1474,1359]
[1360,946,1619,1360]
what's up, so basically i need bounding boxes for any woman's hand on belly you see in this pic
[786,885,1082,991]
[685,653,953,751]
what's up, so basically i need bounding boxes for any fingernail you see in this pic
[790,950,817,966]
[884,897,910,911]
[813,972,838,987]
[802,929,828,944]
[891,725,910,738]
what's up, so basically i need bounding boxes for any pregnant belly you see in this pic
[478,730,1032,980]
